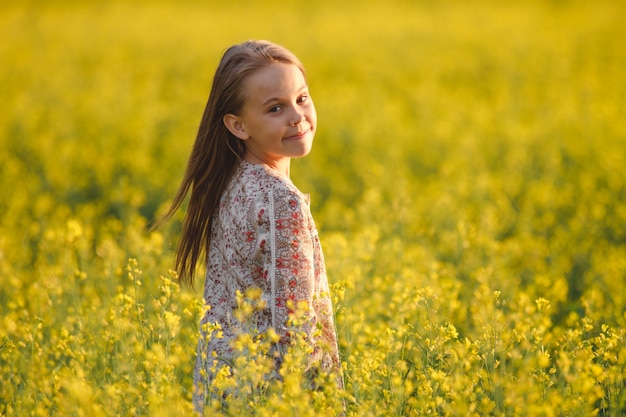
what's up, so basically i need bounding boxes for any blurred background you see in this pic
[2,0,625,415]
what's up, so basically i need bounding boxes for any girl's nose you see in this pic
[290,111,305,126]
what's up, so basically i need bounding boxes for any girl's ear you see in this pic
[223,114,249,140]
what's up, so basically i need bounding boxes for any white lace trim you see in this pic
[267,190,277,329]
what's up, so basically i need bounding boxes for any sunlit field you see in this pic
[2,0,626,415]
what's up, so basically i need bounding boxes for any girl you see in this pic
[158,40,342,412]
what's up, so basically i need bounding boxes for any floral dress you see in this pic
[193,160,342,411]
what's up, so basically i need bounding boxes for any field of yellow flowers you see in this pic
[2,0,626,415]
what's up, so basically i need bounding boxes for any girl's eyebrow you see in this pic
[261,85,308,106]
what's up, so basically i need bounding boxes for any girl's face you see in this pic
[223,63,316,174]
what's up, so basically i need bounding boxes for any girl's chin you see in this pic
[283,137,313,155]
[292,141,314,158]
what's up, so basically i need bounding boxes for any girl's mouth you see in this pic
[285,128,310,140]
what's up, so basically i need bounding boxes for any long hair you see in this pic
[157,40,305,287]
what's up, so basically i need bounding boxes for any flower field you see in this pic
[1,0,626,415]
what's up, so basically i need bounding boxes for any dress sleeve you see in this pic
[250,186,342,382]
[258,189,317,345]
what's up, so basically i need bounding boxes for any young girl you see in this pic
[158,40,342,412]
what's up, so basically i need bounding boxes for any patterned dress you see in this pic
[193,159,342,410]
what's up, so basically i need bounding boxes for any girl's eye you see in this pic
[269,105,281,113]
[297,95,309,104]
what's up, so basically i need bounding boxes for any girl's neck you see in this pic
[244,150,290,178]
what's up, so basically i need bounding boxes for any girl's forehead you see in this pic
[243,63,306,102]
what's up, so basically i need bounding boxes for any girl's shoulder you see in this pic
[224,161,313,227]
[235,160,306,202]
